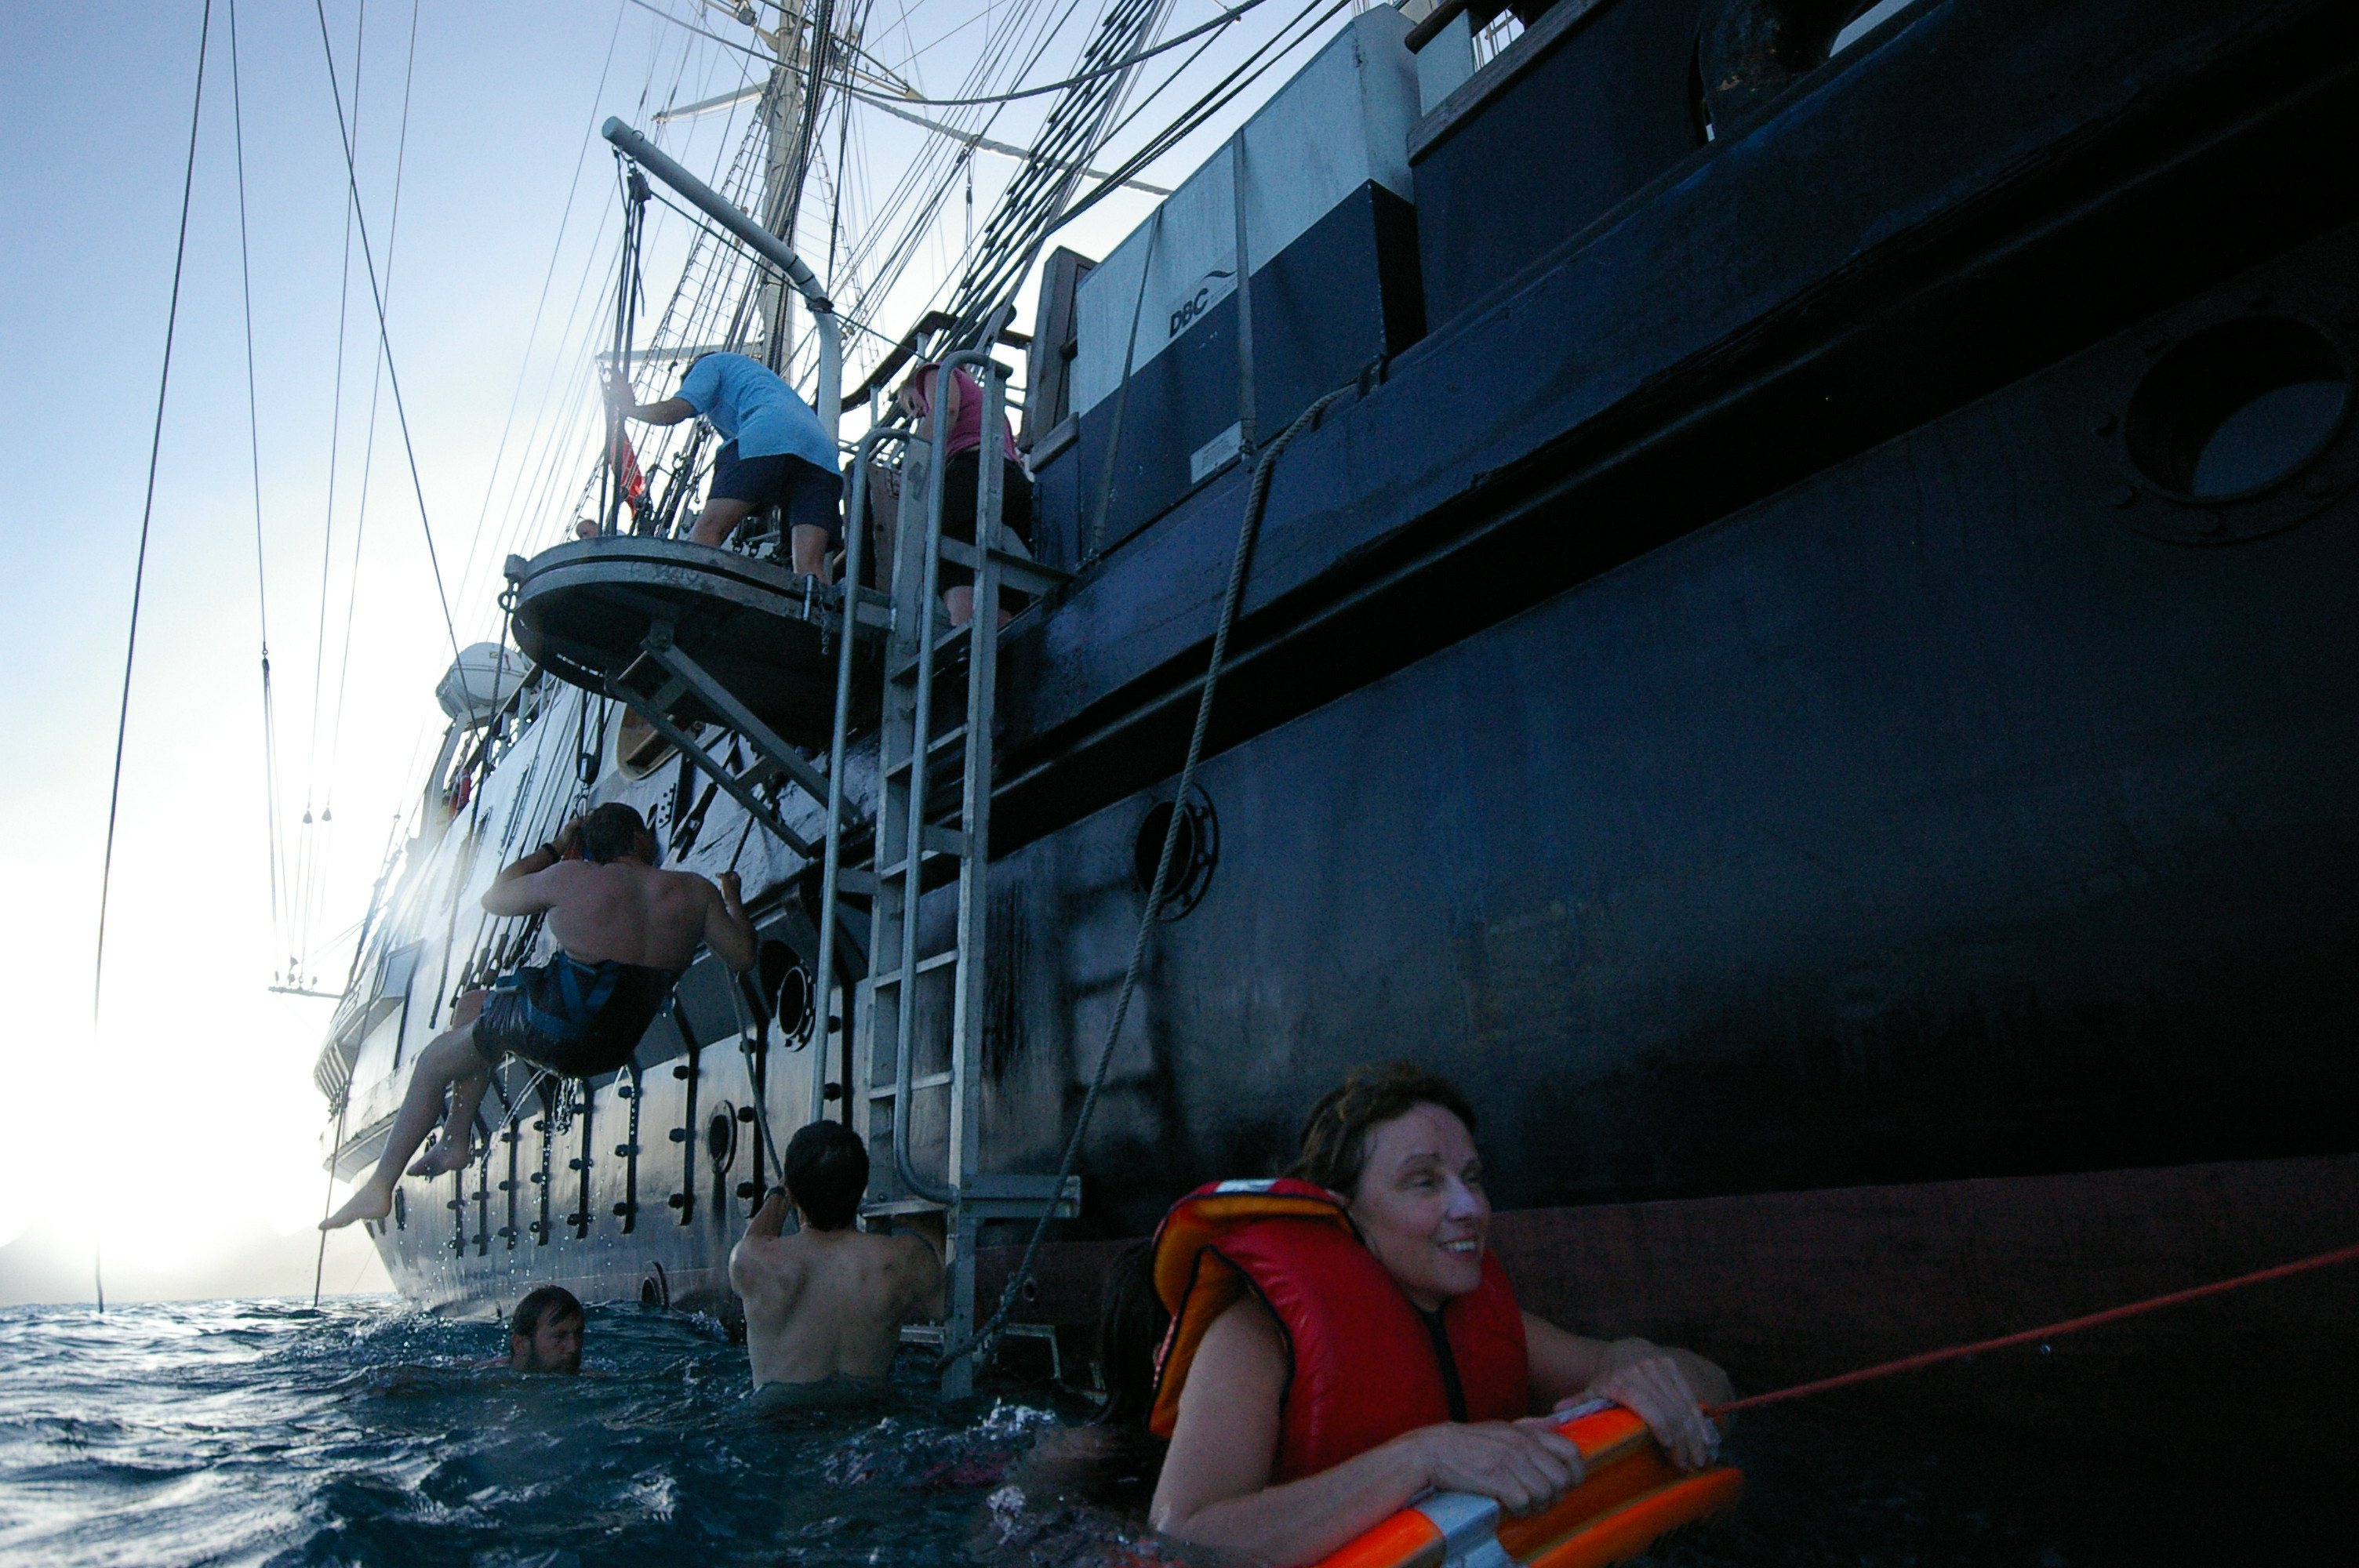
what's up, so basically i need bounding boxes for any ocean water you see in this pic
[0,1297,2340,1566]
[0,1298,1151,1568]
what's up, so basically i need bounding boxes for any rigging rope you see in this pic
[310,0,463,666]
[455,0,631,596]
[311,1094,350,1308]
[319,0,426,826]
[228,0,292,970]
[780,0,841,251]
[603,158,652,535]
[1048,0,1350,245]
[843,0,1267,107]
[96,0,213,1028]
[1708,1240,2359,1417]
[91,0,216,1322]
[936,0,1169,350]
[942,377,1360,1374]
[293,0,379,982]
[300,0,364,840]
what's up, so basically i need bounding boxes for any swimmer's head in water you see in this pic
[510,1286,585,1374]
[1291,1063,1488,1313]
[784,1120,869,1230]
[579,803,650,865]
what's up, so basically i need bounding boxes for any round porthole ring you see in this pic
[2096,296,2359,546]
[707,1102,740,1174]
[1133,785,1219,921]
[772,962,815,1050]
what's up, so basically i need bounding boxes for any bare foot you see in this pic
[320,1183,391,1231]
[407,1137,474,1178]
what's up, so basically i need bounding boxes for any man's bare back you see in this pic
[496,856,741,972]
[730,1190,943,1391]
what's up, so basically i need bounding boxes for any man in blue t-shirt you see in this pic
[608,351,841,574]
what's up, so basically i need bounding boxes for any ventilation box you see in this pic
[1031,8,1425,562]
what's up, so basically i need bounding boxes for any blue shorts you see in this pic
[471,953,679,1078]
[710,443,843,543]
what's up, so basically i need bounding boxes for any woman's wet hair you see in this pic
[579,802,648,864]
[1093,1241,1170,1429]
[783,1120,870,1230]
[1287,1061,1479,1198]
[511,1285,583,1341]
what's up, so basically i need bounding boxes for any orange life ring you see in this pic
[1311,1401,1742,1568]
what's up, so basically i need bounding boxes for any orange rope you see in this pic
[1708,1240,2359,1417]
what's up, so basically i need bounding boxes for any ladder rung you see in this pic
[867,1070,952,1099]
[867,949,961,991]
[935,535,1074,598]
[889,621,972,684]
[884,725,967,779]
[873,826,969,881]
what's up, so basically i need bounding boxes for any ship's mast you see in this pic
[736,1,819,372]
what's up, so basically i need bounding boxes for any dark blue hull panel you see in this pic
[963,219,2359,1230]
[1039,181,1423,564]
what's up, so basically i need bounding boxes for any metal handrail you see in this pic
[889,348,1006,1207]
[1405,0,1472,53]
[809,426,909,1128]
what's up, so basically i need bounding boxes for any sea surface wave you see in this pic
[2,1296,2335,1566]
[0,1297,1161,1568]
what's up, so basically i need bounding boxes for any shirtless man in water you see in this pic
[322,801,757,1230]
[730,1121,944,1407]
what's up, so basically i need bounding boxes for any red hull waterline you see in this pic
[980,1152,2359,1524]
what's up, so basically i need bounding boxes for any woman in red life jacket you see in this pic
[895,360,1034,629]
[1147,1063,1732,1566]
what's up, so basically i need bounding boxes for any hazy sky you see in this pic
[0,0,1357,1299]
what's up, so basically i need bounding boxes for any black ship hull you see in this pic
[341,0,2359,1517]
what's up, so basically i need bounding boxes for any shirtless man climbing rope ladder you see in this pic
[322,802,757,1231]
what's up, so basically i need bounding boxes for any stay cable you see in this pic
[95,0,215,1027]
[311,0,463,666]
[229,0,291,949]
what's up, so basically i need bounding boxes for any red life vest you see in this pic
[1147,1178,1529,1482]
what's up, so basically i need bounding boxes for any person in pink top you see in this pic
[896,360,1035,627]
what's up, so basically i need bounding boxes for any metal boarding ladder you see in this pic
[812,351,1078,1397]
